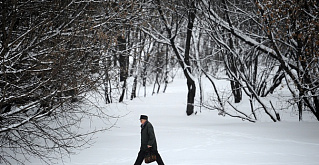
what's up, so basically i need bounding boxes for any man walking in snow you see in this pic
[134,115,165,165]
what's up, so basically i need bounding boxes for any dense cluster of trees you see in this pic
[0,0,139,164]
[200,0,319,122]
[1,0,318,164]
[140,0,318,123]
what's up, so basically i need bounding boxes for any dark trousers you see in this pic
[134,150,165,165]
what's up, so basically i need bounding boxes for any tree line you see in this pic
[0,0,318,164]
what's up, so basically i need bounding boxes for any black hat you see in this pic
[140,115,148,120]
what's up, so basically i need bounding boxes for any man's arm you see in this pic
[147,124,155,147]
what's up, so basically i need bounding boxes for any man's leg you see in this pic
[155,151,164,165]
[134,150,145,165]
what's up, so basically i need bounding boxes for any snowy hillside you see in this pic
[29,78,319,165]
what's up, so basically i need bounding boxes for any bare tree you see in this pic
[198,0,319,121]
[0,0,137,164]
[256,0,319,120]
[148,0,197,115]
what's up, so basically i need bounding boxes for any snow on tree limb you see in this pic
[200,0,287,62]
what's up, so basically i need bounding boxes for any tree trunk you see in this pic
[141,37,151,97]
[104,72,112,104]
[184,1,196,116]
[156,0,196,115]
[163,44,169,93]
[152,72,159,95]
[130,30,141,100]
[223,0,242,103]
[118,35,128,102]
[119,80,126,102]
[118,35,128,82]
[131,76,137,100]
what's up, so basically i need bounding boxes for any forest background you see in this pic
[0,0,318,164]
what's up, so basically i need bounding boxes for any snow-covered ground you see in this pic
[29,78,319,165]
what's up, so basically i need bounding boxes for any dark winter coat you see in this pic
[140,121,157,151]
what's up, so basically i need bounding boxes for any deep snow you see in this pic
[29,78,319,165]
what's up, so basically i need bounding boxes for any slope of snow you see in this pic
[29,78,319,165]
